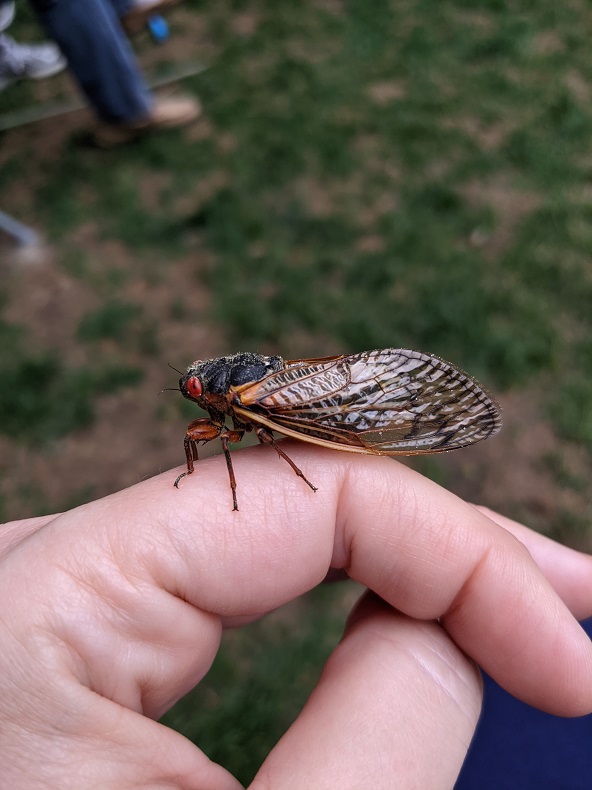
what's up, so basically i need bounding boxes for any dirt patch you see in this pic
[0,227,228,521]
[460,175,540,260]
[367,80,407,105]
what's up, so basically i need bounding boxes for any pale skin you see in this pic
[1,443,592,789]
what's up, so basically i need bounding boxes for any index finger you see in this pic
[42,442,592,716]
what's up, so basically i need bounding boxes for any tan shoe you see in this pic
[120,0,182,36]
[94,95,201,147]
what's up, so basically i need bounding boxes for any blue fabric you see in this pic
[28,0,152,123]
[456,618,592,789]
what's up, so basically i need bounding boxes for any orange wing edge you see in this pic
[231,405,436,456]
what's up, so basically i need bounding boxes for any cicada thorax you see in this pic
[180,353,283,400]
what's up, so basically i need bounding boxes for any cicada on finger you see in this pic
[175,349,502,510]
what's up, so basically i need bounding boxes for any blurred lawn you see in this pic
[1,0,592,784]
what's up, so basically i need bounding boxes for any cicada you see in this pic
[175,350,502,510]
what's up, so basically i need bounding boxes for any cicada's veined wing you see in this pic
[284,354,344,367]
[232,349,502,455]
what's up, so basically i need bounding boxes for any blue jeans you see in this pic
[28,0,152,123]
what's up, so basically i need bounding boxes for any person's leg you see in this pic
[28,0,152,123]
[108,0,132,15]
[108,0,174,17]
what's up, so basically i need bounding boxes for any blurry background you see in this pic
[1,0,591,783]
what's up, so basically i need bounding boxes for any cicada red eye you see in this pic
[186,376,203,398]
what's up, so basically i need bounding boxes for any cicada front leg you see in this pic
[174,418,244,510]
[174,418,222,488]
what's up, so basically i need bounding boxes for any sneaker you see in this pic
[120,0,182,36]
[93,94,201,147]
[0,2,15,32]
[0,35,67,91]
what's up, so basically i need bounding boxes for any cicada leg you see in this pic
[255,427,318,493]
[174,419,222,488]
[220,431,243,511]
[174,419,244,511]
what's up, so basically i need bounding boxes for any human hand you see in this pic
[1,444,591,789]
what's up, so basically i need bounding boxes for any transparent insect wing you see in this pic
[235,349,502,455]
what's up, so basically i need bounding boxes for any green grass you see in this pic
[77,300,143,343]
[541,452,588,493]
[77,300,161,355]
[0,353,140,442]
[0,318,140,442]
[2,0,592,780]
